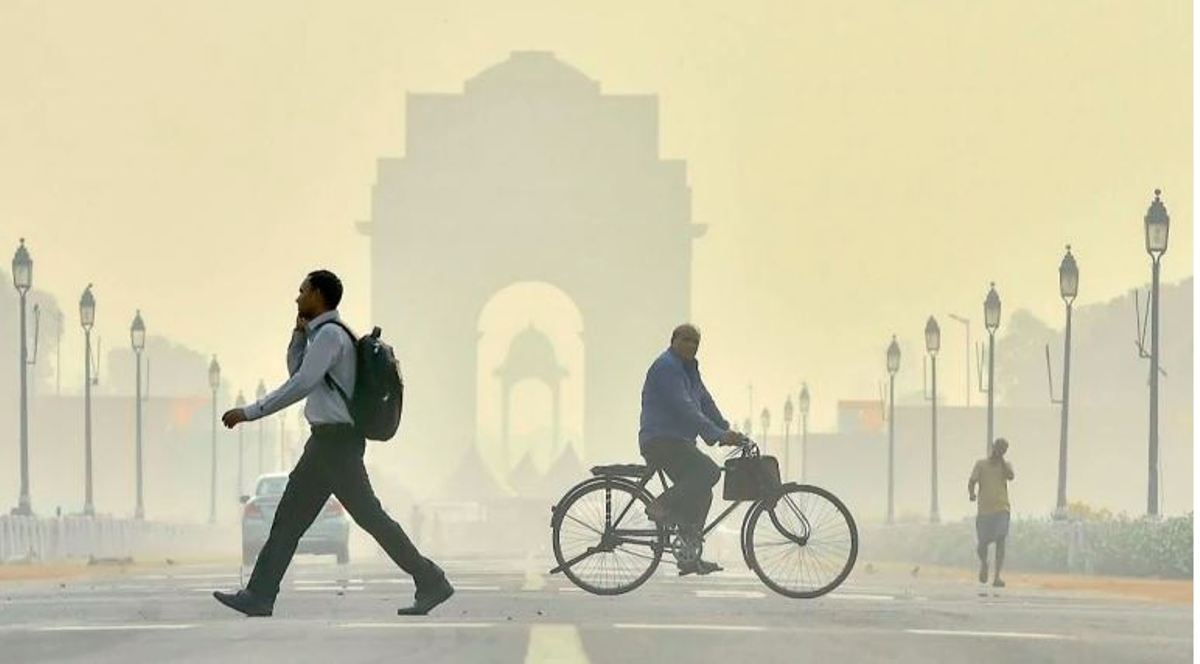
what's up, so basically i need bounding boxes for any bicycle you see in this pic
[548,440,858,598]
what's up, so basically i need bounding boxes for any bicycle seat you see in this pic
[589,464,652,478]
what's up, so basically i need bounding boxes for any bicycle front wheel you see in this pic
[551,478,664,595]
[744,484,858,598]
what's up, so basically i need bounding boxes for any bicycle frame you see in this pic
[550,467,751,576]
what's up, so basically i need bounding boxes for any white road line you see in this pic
[694,590,765,599]
[37,624,195,632]
[295,586,365,592]
[367,578,413,584]
[525,624,590,663]
[170,573,238,580]
[558,587,584,593]
[906,629,1076,640]
[825,593,896,601]
[456,585,501,591]
[339,622,495,629]
[614,624,767,632]
[293,579,364,585]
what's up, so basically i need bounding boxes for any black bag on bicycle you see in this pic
[723,455,782,501]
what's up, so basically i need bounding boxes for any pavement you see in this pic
[0,552,1191,663]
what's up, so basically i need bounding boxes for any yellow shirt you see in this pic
[971,458,1013,515]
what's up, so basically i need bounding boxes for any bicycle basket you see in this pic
[723,455,782,501]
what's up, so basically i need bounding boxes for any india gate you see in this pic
[358,51,705,493]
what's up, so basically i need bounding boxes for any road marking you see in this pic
[37,624,195,632]
[294,579,364,585]
[695,590,765,599]
[558,587,584,593]
[525,624,590,663]
[295,585,365,592]
[614,623,767,632]
[456,585,501,591]
[367,578,414,585]
[171,573,238,580]
[339,622,495,629]
[906,629,1075,640]
[826,593,896,601]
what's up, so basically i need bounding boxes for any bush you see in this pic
[861,512,1192,578]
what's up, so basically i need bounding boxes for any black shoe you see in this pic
[677,559,723,577]
[397,566,454,616]
[212,589,273,617]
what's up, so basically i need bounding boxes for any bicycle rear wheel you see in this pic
[744,484,858,598]
[551,478,664,595]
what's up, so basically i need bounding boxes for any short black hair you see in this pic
[671,323,701,343]
[306,270,343,309]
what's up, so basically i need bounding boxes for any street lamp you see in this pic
[208,356,221,524]
[255,380,267,479]
[1144,189,1169,517]
[798,384,810,483]
[11,239,39,516]
[742,416,752,441]
[782,397,794,480]
[886,335,900,524]
[131,310,146,519]
[1051,246,1079,519]
[235,391,246,500]
[760,408,771,454]
[80,284,97,517]
[924,317,941,523]
[983,283,1001,456]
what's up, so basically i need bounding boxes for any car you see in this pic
[240,472,351,566]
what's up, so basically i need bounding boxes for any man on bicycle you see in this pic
[639,323,745,576]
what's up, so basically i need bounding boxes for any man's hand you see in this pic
[718,430,745,447]
[222,408,248,429]
[295,314,309,332]
[968,492,977,502]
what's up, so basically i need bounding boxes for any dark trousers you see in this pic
[640,438,721,528]
[247,425,434,600]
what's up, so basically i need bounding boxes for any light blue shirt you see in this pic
[243,310,356,426]
[638,349,729,450]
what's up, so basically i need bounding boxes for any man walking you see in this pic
[213,270,453,617]
[639,323,745,576]
[969,437,1015,588]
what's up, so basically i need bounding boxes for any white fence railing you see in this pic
[0,515,235,562]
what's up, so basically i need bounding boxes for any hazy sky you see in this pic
[0,1,1192,431]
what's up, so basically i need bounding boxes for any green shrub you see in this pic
[861,513,1192,578]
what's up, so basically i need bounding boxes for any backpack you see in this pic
[317,320,404,441]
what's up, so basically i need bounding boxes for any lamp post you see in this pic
[255,380,266,479]
[760,408,771,453]
[11,240,38,516]
[983,283,1001,456]
[798,384,810,483]
[1051,246,1079,518]
[924,317,941,523]
[742,416,752,441]
[80,285,97,517]
[1144,189,1169,517]
[131,310,146,519]
[234,391,246,500]
[782,397,794,479]
[208,356,221,524]
[886,336,900,524]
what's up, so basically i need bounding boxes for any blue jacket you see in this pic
[638,349,729,450]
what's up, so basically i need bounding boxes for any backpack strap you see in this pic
[314,319,356,408]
